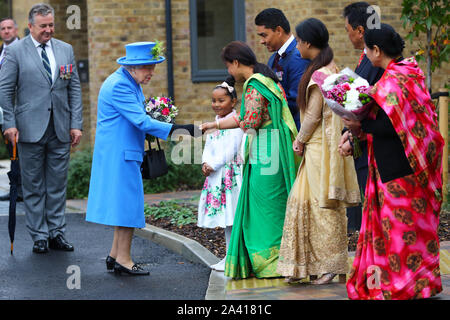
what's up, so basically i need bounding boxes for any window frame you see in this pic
[189,0,246,83]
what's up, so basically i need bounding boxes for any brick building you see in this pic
[4,0,450,146]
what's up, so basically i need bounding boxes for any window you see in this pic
[0,0,12,18]
[190,0,246,82]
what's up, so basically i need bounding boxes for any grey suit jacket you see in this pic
[0,35,82,143]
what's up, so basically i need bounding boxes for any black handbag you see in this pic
[141,135,168,179]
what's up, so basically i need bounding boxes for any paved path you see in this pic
[1,159,449,300]
[0,161,210,300]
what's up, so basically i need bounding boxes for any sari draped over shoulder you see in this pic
[224,73,299,279]
[277,65,360,279]
[347,57,444,300]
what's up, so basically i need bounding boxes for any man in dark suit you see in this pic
[0,17,22,202]
[342,2,384,231]
[255,8,310,130]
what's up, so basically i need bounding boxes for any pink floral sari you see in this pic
[346,57,444,300]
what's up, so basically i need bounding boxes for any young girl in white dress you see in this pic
[198,77,244,271]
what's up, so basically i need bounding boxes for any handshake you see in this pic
[169,124,203,138]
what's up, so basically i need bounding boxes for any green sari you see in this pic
[224,73,299,279]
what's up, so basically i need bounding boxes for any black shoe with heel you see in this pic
[106,256,116,271]
[113,262,150,276]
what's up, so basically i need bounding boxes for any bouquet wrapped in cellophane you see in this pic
[312,68,375,158]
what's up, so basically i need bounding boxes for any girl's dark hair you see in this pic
[221,41,280,84]
[364,23,405,58]
[296,18,334,111]
[214,76,237,99]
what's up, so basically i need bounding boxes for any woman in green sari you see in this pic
[200,41,299,278]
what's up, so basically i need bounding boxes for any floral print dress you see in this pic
[198,110,244,228]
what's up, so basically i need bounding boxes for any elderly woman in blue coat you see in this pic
[86,42,195,276]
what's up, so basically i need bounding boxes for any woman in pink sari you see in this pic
[342,23,444,300]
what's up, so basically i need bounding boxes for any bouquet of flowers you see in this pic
[313,68,375,158]
[144,96,178,124]
[313,68,374,121]
[144,96,178,143]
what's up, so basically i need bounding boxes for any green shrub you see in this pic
[66,140,205,199]
[0,138,11,159]
[66,147,93,199]
[144,200,197,226]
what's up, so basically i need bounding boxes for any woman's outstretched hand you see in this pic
[198,122,215,133]
[170,124,202,137]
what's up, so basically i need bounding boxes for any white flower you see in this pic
[344,89,362,111]
[322,73,341,91]
[350,77,370,90]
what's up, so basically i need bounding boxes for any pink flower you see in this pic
[221,193,226,205]
[342,83,351,91]
[212,197,220,208]
[206,193,213,204]
[202,178,208,190]
[162,107,170,116]
[224,178,232,190]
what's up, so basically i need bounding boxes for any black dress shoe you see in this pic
[33,240,49,253]
[106,256,116,271]
[113,262,150,276]
[49,235,74,251]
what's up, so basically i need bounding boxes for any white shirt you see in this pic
[30,35,57,82]
[278,34,295,57]
[0,37,19,65]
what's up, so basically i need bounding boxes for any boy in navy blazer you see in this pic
[255,8,309,130]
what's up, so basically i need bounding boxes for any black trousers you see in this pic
[346,141,368,232]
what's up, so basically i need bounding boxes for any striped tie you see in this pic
[40,43,52,84]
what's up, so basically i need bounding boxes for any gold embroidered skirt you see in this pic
[277,132,349,278]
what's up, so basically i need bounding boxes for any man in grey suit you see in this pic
[0,3,83,253]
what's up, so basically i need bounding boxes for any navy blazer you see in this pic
[268,38,309,129]
[355,54,384,86]
[352,54,385,172]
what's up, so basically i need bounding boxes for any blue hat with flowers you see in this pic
[117,41,166,65]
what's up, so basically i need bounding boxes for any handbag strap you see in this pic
[145,135,162,151]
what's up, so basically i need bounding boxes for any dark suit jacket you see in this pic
[352,54,385,172]
[361,107,413,183]
[355,54,384,86]
[268,38,309,128]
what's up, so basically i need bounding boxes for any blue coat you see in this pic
[268,38,310,130]
[86,67,172,228]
